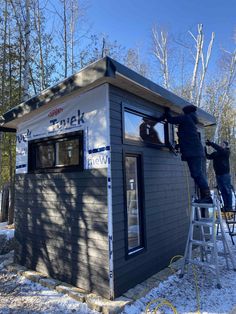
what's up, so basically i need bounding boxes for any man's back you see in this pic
[206,145,230,175]
[166,112,204,158]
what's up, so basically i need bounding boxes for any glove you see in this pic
[206,139,211,146]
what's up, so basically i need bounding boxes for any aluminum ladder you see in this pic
[180,197,236,288]
[216,186,236,245]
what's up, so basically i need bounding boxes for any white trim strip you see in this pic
[106,84,114,300]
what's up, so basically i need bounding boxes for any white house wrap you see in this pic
[16,85,110,173]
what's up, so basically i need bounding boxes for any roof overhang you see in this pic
[2,56,216,130]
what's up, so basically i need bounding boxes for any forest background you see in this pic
[0,0,235,222]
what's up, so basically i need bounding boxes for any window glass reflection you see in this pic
[30,132,83,171]
[124,111,165,145]
[56,139,79,166]
[125,156,142,251]
[36,144,55,168]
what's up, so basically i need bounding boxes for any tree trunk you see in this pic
[196,32,215,107]
[23,0,30,101]
[189,24,203,103]
[33,0,45,90]
[152,25,170,89]
[213,51,236,143]
[63,0,68,78]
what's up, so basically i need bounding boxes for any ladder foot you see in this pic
[233,268,236,272]
[216,283,222,289]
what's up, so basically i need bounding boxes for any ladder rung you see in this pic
[226,221,236,224]
[217,251,231,257]
[192,202,215,208]
[193,220,213,227]
[186,259,216,270]
[191,239,214,247]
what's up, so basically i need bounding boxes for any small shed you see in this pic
[1,57,215,299]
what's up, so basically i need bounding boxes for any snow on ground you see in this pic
[0,222,8,229]
[0,228,14,240]
[0,223,236,313]
[0,222,15,240]
[0,268,99,314]
[122,233,236,314]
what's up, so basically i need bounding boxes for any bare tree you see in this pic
[23,0,31,101]
[172,24,215,106]
[123,47,150,78]
[69,0,79,73]
[33,0,45,90]
[1,0,8,105]
[0,0,8,191]
[188,24,204,102]
[213,50,236,143]
[151,25,170,89]
[9,0,37,95]
[62,0,68,77]
[196,31,215,107]
[49,0,80,77]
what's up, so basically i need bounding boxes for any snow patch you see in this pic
[0,228,15,240]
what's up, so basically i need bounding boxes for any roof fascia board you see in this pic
[113,71,215,126]
[3,58,115,124]
[2,56,215,127]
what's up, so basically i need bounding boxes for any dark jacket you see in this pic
[165,112,204,159]
[205,142,230,175]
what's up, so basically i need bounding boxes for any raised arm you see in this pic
[165,110,185,124]
[205,147,214,160]
[206,140,229,156]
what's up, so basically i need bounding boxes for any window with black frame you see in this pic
[124,109,166,146]
[125,153,144,255]
[28,131,83,172]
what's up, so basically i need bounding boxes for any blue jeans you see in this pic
[216,174,232,209]
[186,157,209,190]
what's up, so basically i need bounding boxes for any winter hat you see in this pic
[182,105,197,114]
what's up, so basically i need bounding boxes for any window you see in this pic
[125,154,145,255]
[29,131,83,172]
[124,109,166,146]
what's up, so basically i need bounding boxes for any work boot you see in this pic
[194,189,213,204]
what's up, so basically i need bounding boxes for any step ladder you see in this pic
[180,197,236,288]
[219,210,236,245]
[216,186,236,245]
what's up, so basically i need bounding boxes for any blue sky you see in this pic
[87,0,235,63]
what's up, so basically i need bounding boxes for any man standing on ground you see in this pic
[205,140,233,211]
[164,105,212,204]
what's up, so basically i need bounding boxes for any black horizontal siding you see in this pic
[15,242,109,295]
[14,169,110,298]
[109,85,194,297]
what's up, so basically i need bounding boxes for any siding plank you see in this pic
[109,85,193,297]
[14,169,109,298]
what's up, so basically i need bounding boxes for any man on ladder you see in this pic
[205,140,233,211]
[164,105,212,204]
[205,140,236,244]
[162,106,236,288]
